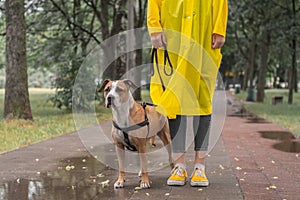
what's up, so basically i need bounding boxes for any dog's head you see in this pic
[98,79,138,108]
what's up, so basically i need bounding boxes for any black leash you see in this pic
[112,102,156,151]
[150,44,174,91]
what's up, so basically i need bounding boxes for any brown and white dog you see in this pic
[98,79,173,189]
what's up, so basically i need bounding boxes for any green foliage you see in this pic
[234,89,300,137]
[0,68,4,88]
[28,68,53,88]
[225,0,300,92]
[24,0,128,109]
[1,0,298,108]
[0,89,111,153]
[0,0,148,110]
[0,88,152,153]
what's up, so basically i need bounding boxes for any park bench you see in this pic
[272,96,283,105]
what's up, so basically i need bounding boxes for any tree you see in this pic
[288,0,298,104]
[131,0,148,100]
[4,0,33,120]
[255,1,274,102]
[231,0,257,91]
[228,0,300,103]
[29,0,148,108]
[270,0,300,104]
[43,0,129,109]
[231,0,261,102]
[256,30,270,102]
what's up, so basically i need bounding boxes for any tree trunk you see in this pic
[132,1,148,100]
[295,69,298,93]
[243,34,256,92]
[242,65,249,91]
[102,0,127,80]
[249,34,256,89]
[245,34,256,102]
[256,31,270,102]
[288,0,297,104]
[4,0,33,120]
[133,30,144,101]
[288,37,296,104]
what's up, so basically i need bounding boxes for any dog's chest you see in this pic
[113,130,126,144]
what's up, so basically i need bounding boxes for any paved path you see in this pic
[0,92,299,200]
[223,93,300,200]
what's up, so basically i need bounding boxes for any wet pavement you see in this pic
[223,93,300,200]
[1,92,300,199]
[0,132,242,199]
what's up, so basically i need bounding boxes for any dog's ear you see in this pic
[98,79,111,92]
[123,79,138,92]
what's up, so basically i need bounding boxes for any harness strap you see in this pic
[123,132,137,152]
[112,119,149,134]
[112,102,155,152]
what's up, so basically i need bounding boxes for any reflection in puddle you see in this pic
[259,131,295,141]
[0,156,119,200]
[273,141,300,153]
[228,106,249,118]
[228,107,270,124]
[246,116,270,124]
[259,131,300,153]
[226,101,270,124]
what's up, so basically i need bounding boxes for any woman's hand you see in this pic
[212,34,225,49]
[150,32,167,49]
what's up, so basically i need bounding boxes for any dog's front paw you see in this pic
[140,180,151,189]
[114,180,125,189]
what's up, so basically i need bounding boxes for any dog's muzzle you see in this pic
[106,95,114,108]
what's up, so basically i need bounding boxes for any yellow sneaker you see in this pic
[190,164,209,187]
[167,164,188,186]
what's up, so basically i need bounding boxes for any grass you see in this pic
[234,89,300,137]
[0,88,112,153]
[3,87,297,153]
[0,88,152,154]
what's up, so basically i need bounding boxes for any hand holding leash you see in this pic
[150,32,167,49]
[151,43,174,91]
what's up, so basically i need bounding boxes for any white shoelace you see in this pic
[171,166,185,176]
[194,168,206,178]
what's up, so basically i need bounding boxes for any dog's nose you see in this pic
[106,95,114,108]
[107,95,114,102]
[107,95,115,105]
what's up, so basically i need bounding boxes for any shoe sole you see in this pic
[167,180,186,186]
[190,181,209,187]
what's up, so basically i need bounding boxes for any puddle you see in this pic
[259,131,296,141]
[246,116,270,124]
[273,141,300,153]
[0,156,126,200]
[228,106,250,118]
[227,103,270,124]
[259,131,300,153]
[229,111,270,124]
[228,105,268,124]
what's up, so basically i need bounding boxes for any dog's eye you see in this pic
[104,88,110,92]
[116,87,123,93]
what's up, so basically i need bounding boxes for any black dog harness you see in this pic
[112,102,156,151]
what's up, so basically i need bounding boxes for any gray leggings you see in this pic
[168,115,211,153]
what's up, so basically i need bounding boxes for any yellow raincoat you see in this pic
[147,0,228,119]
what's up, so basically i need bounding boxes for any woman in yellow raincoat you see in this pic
[147,0,228,186]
